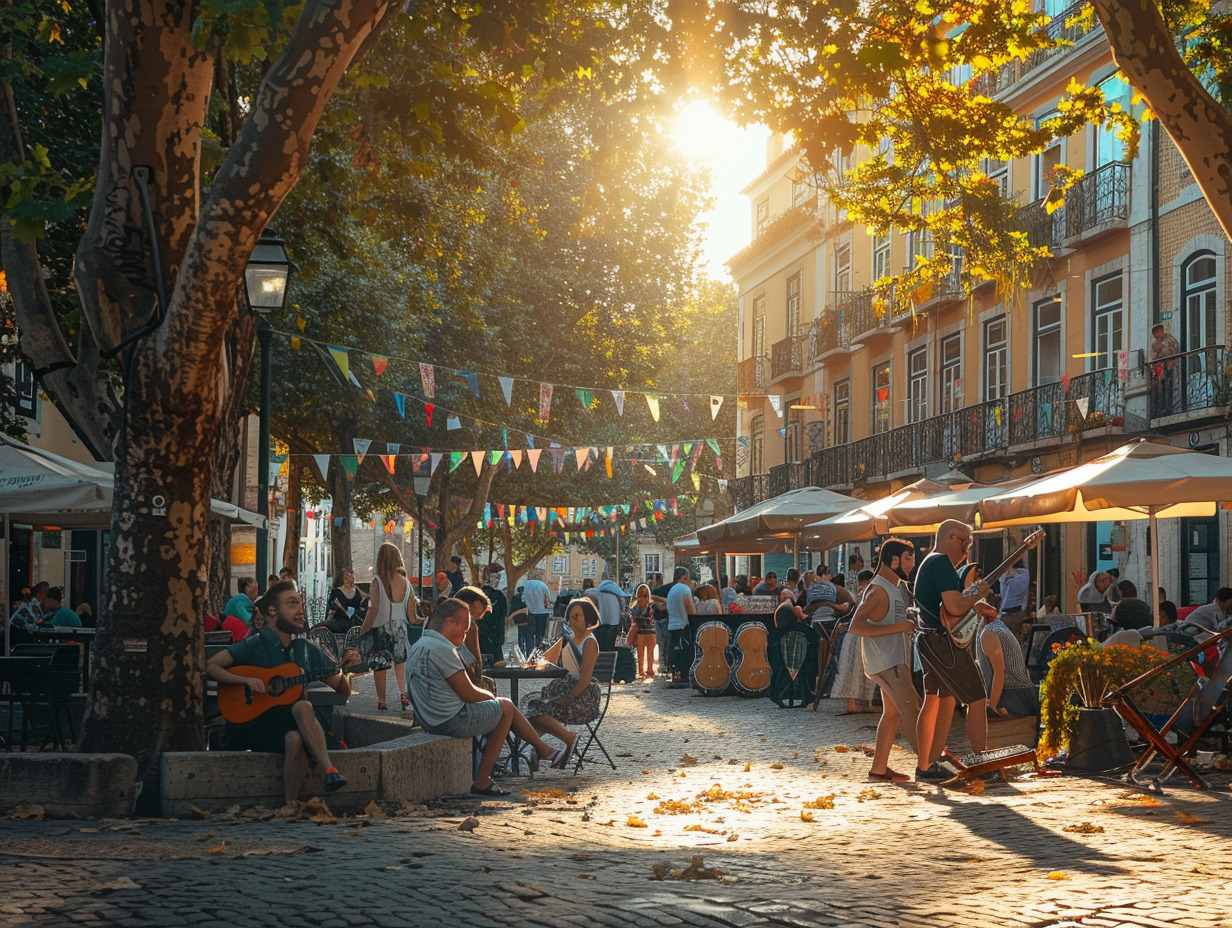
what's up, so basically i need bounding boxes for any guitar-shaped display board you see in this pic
[690,622,733,696]
[218,663,323,724]
[731,622,771,696]
[943,528,1046,648]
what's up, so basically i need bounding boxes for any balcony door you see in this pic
[1181,252,1217,352]
[1033,297,1062,385]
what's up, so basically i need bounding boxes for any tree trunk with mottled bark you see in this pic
[283,463,303,576]
[72,0,396,810]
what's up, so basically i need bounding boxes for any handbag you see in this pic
[359,624,395,672]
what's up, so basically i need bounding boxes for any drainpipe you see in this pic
[1150,117,1160,333]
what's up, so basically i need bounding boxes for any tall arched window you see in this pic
[750,416,764,475]
[1181,251,1218,351]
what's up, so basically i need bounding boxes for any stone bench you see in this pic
[0,752,137,818]
[159,711,471,816]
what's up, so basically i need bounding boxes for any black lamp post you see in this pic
[244,228,294,590]
[413,475,431,603]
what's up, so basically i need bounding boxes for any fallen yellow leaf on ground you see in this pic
[742,761,752,772]
[1175,810,1209,824]
[208,842,227,854]
[800,811,814,822]
[1062,822,1104,834]
[769,762,784,770]
[1046,871,1069,880]
[364,800,385,818]
[803,795,835,810]
[627,815,648,827]
[457,816,480,832]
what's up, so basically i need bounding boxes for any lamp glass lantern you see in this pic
[245,229,294,316]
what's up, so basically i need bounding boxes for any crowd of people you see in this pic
[4,581,93,652]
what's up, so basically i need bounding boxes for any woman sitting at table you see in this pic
[521,598,601,768]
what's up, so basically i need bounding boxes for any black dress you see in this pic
[325,585,365,633]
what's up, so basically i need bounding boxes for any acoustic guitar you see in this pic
[690,622,733,696]
[218,663,326,725]
[942,528,1046,648]
[731,622,771,696]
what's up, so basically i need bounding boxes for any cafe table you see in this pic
[485,664,566,775]
[31,627,96,692]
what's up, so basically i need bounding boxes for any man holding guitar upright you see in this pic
[912,520,995,782]
[206,581,355,802]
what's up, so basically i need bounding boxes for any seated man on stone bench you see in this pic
[407,597,566,797]
[206,581,355,802]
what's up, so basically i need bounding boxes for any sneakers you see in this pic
[914,763,949,782]
[323,767,348,793]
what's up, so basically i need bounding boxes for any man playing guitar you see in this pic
[912,520,995,782]
[206,581,355,802]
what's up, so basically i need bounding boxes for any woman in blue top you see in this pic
[522,598,601,768]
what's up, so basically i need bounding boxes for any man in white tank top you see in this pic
[848,539,921,782]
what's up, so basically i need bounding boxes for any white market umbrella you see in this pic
[977,440,1232,623]
[696,486,857,547]
[803,477,955,547]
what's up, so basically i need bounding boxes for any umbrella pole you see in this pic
[2,513,8,656]
[1150,509,1161,628]
[793,535,799,576]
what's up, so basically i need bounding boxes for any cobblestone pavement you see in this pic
[3,675,1231,928]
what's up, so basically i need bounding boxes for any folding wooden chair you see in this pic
[574,650,618,773]
[1107,627,1232,790]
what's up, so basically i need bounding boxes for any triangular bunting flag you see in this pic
[574,447,589,470]
[489,450,503,466]
[777,426,787,437]
[510,450,523,469]
[611,390,625,415]
[386,442,400,456]
[706,439,721,457]
[499,376,514,406]
[419,363,435,398]
[691,472,701,491]
[718,478,728,494]
[527,449,543,472]
[447,415,461,430]
[645,394,660,422]
[327,345,349,380]
[340,455,359,479]
[394,393,406,418]
[576,388,593,409]
[463,372,479,397]
[424,403,435,428]
[539,383,553,422]
[380,454,397,475]
[768,394,783,417]
[372,356,388,376]
[471,450,484,475]
[449,452,465,473]
[710,395,724,419]
[430,452,444,474]
[347,371,363,389]
[690,442,703,469]
[312,454,330,480]
[605,447,613,479]
[353,438,372,463]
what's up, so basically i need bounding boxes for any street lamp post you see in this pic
[413,475,431,604]
[244,229,294,590]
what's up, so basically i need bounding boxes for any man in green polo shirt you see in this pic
[222,577,258,627]
[206,581,354,802]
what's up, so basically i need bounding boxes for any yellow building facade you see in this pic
[731,8,1230,610]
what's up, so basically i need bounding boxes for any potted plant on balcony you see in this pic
[1038,639,1175,770]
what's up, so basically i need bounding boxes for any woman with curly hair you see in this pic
[522,598,601,768]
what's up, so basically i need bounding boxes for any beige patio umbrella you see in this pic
[887,477,1034,531]
[802,478,955,547]
[695,486,857,547]
[977,440,1232,623]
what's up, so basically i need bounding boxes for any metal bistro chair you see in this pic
[573,650,618,774]
[307,624,341,662]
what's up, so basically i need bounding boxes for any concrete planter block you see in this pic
[0,752,137,818]
[376,733,472,802]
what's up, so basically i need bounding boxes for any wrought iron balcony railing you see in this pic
[770,334,805,380]
[1148,345,1231,420]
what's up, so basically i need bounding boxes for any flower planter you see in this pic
[1065,706,1134,772]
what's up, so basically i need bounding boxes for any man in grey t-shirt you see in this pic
[407,598,565,796]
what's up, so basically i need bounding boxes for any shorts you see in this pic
[224,705,303,754]
[426,699,503,738]
[866,664,922,753]
[915,630,988,705]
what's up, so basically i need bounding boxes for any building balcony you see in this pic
[974,2,1101,97]
[738,355,770,394]
[730,473,770,511]
[832,289,897,345]
[1016,162,1130,250]
[1007,369,1126,447]
[808,314,840,360]
[770,334,806,381]
[1148,345,1231,424]
[768,460,810,498]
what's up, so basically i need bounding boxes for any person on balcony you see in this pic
[1149,323,1181,413]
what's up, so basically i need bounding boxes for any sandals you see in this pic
[399,693,411,710]
[377,702,388,711]
[868,768,910,783]
[549,739,576,770]
[470,784,510,797]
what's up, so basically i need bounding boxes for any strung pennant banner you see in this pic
[691,471,701,491]
[340,454,359,479]
[510,449,523,469]
[353,438,371,463]
[430,452,444,474]
[380,454,397,475]
[372,356,388,376]
[312,454,330,480]
[462,372,480,397]
[645,394,660,422]
[386,442,400,456]
[419,362,435,398]
[489,449,503,466]
[576,388,593,409]
[539,383,553,422]
[718,478,728,494]
[499,376,514,406]
[611,390,625,415]
[527,448,542,472]
[710,395,724,419]
[447,415,461,430]
[450,451,465,473]
[327,345,349,381]
[471,450,484,475]
[605,446,613,479]
[424,403,435,428]
[394,393,406,418]
[768,394,783,417]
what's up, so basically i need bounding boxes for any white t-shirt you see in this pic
[406,629,467,729]
[523,578,553,614]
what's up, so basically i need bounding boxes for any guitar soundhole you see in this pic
[267,677,285,697]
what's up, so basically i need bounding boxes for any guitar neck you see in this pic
[979,540,1036,588]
